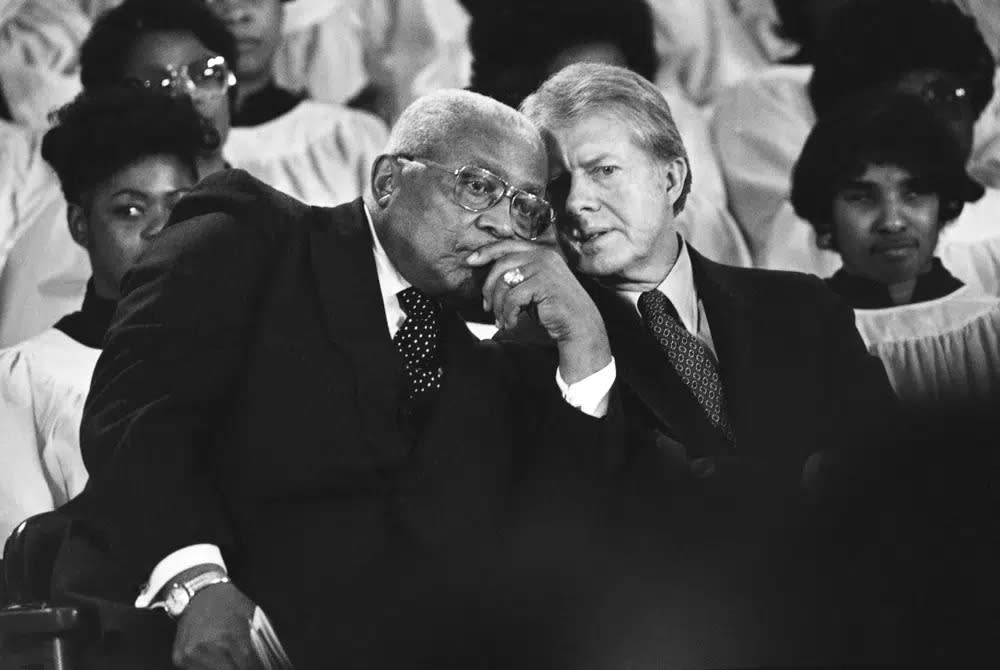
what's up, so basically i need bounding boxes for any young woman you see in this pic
[791,92,1000,409]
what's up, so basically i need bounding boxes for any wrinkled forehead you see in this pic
[442,117,549,192]
[545,109,650,166]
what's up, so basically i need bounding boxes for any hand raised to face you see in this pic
[467,239,611,383]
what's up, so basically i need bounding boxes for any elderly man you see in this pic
[50,89,622,669]
[516,63,901,666]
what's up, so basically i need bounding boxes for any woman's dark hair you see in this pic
[42,86,220,205]
[791,91,984,243]
[80,0,237,93]
[468,0,658,108]
[808,0,995,118]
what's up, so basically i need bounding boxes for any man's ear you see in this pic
[67,203,89,249]
[661,156,689,211]
[370,154,400,208]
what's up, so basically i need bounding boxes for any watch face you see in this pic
[165,584,191,617]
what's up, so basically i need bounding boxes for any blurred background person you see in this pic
[713,0,1000,294]
[468,0,751,267]
[0,0,88,128]
[0,85,216,544]
[792,92,1000,410]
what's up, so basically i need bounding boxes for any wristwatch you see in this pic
[152,570,231,619]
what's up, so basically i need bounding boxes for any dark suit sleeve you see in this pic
[806,276,900,495]
[55,170,288,600]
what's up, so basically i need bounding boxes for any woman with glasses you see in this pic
[791,92,1000,409]
[0,85,217,545]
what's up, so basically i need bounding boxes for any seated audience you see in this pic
[0,0,234,347]
[712,0,1000,292]
[469,0,751,266]
[106,0,388,207]
[518,63,900,666]
[0,85,215,543]
[0,0,386,348]
[792,93,1000,409]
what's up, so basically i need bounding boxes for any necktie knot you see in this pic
[398,287,439,321]
[638,289,679,325]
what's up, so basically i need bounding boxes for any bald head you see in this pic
[385,89,544,165]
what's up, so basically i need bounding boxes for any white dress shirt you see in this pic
[136,205,616,607]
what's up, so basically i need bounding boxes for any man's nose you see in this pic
[565,175,596,215]
[475,200,517,239]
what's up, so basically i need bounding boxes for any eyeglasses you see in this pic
[126,55,236,102]
[394,155,555,240]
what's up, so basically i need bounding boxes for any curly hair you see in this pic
[80,0,237,93]
[808,0,995,118]
[42,86,220,205]
[791,91,984,244]
[468,0,658,109]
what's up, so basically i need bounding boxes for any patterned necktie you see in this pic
[637,290,735,445]
[394,287,443,402]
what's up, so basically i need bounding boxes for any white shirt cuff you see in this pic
[135,543,227,608]
[555,357,616,418]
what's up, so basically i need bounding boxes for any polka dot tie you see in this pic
[637,290,735,445]
[394,287,443,402]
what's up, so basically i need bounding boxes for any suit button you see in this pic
[689,457,716,478]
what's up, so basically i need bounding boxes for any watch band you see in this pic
[184,570,231,595]
[152,569,231,618]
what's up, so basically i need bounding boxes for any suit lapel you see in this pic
[588,281,693,444]
[309,198,410,463]
[687,247,757,449]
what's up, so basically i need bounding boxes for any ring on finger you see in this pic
[502,267,526,287]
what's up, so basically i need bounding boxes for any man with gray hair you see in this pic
[515,63,901,664]
[49,88,624,669]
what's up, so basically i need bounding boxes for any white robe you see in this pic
[853,286,1000,408]
[225,100,388,208]
[0,327,95,543]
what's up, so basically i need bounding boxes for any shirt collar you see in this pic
[618,236,700,334]
[364,203,411,305]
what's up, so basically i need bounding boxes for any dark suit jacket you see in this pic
[537,246,902,666]
[51,170,625,668]
[591,245,897,493]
